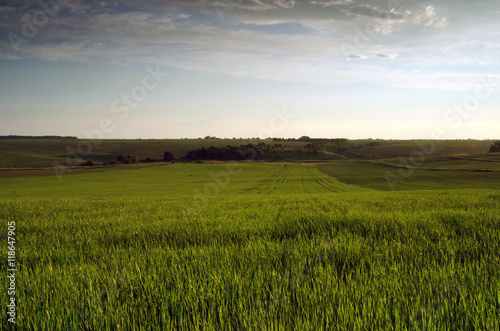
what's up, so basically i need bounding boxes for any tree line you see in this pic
[184,143,270,161]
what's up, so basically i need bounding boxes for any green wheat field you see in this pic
[1,139,500,330]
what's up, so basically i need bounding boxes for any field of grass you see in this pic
[375,153,500,172]
[1,161,500,329]
[318,160,500,191]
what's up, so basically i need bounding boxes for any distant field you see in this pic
[346,139,494,159]
[0,138,305,167]
[0,138,496,168]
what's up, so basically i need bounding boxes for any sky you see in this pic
[0,0,499,139]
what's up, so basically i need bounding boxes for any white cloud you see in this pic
[273,0,296,9]
[405,6,449,29]
[374,53,398,59]
[341,4,405,21]
[347,54,367,59]
[215,0,276,11]
[370,21,394,35]
[309,0,353,7]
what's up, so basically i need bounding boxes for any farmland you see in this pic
[1,139,500,329]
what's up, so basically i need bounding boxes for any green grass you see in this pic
[0,163,369,200]
[1,162,499,329]
[375,153,500,171]
[318,161,500,191]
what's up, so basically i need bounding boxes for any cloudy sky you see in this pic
[1,0,499,139]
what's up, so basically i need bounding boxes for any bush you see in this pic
[163,151,175,162]
[145,158,155,163]
[116,155,139,164]
[81,160,95,167]
[488,141,500,153]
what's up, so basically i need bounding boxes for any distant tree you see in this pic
[298,136,311,142]
[488,141,500,153]
[145,157,155,163]
[116,155,127,164]
[163,151,175,162]
[81,160,95,166]
[116,154,139,164]
[128,155,138,164]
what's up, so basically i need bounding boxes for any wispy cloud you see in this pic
[273,0,296,9]
[374,53,398,59]
[407,6,449,29]
[309,0,353,7]
[340,4,406,21]
[347,54,367,60]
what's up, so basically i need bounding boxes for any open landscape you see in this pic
[2,0,500,329]
[1,138,499,329]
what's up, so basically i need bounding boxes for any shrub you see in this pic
[488,141,500,153]
[116,155,139,164]
[81,160,95,167]
[163,151,175,162]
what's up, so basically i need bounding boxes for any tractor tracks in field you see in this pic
[249,164,365,195]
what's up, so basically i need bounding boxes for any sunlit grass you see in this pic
[1,163,499,329]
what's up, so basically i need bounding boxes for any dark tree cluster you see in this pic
[488,141,500,153]
[185,143,270,161]
[115,154,139,164]
[298,136,312,142]
[365,141,380,147]
[81,160,95,166]
[163,151,175,162]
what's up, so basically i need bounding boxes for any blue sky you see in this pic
[0,0,499,139]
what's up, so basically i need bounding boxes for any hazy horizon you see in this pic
[1,0,499,140]
[0,135,498,141]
